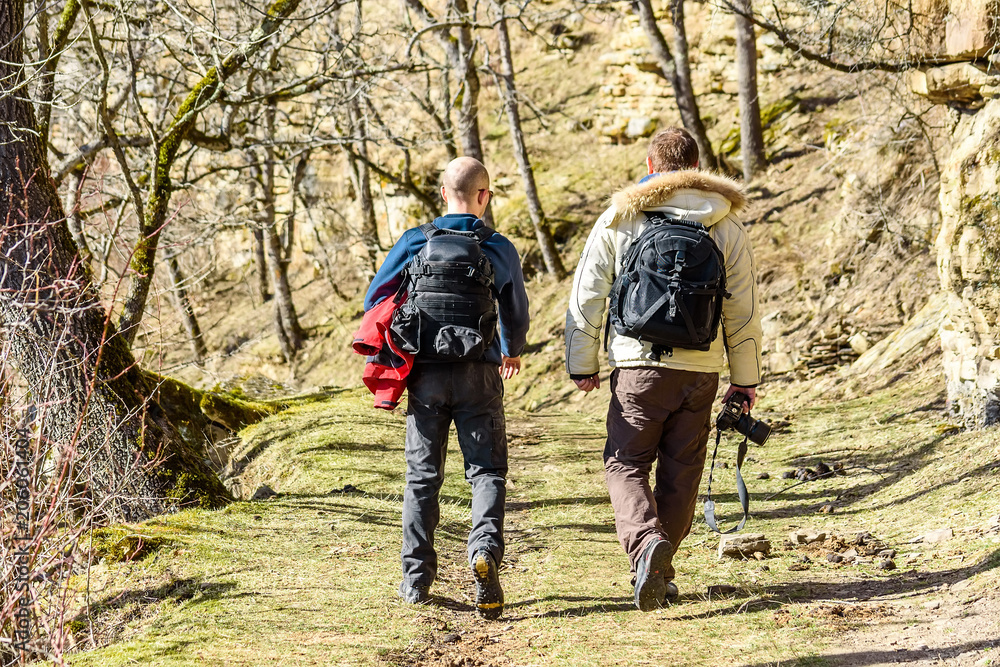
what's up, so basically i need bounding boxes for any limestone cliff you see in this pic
[909,0,1000,425]
[935,100,1000,426]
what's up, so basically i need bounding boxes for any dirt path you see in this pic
[820,590,999,666]
[67,388,1000,667]
[379,411,1000,667]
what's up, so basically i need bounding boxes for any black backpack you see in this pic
[389,223,498,362]
[608,211,730,361]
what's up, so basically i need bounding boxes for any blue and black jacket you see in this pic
[364,214,530,365]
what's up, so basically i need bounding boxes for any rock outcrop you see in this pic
[594,13,672,143]
[911,0,1000,60]
[935,99,1000,426]
[907,0,1000,425]
[909,0,1000,107]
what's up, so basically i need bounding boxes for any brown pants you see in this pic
[604,367,719,580]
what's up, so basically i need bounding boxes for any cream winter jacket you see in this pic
[564,170,763,386]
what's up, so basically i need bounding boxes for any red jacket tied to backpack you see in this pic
[352,295,414,410]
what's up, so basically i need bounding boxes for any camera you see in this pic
[716,391,771,445]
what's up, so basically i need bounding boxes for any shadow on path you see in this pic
[506,595,634,618]
[738,638,1000,667]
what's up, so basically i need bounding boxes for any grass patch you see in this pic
[61,372,1000,665]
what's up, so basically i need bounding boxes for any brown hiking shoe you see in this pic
[634,539,671,611]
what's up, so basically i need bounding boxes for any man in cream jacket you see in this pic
[565,128,763,611]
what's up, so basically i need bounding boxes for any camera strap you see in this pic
[703,429,750,534]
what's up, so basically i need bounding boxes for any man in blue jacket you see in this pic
[364,157,530,619]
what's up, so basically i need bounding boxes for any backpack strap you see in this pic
[397,223,439,299]
[391,274,408,304]
[473,225,495,244]
[420,222,494,243]
[470,225,500,299]
[703,430,751,534]
[644,210,707,233]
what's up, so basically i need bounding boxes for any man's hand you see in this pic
[500,356,521,380]
[573,373,601,393]
[721,385,756,412]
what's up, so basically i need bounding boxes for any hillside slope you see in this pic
[146,5,945,409]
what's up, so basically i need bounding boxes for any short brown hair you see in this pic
[647,128,699,172]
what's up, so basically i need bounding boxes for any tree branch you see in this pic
[117,0,313,344]
[714,0,955,72]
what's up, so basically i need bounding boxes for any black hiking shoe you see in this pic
[471,550,504,620]
[398,582,431,604]
[634,538,671,611]
[664,581,679,603]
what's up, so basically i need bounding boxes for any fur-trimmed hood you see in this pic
[609,170,747,227]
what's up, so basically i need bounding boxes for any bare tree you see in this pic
[714,0,944,72]
[345,99,380,277]
[68,0,310,346]
[633,0,718,170]
[334,4,380,277]
[1,0,230,522]
[734,0,765,180]
[494,5,566,278]
[404,0,495,225]
[247,128,306,361]
[164,251,208,362]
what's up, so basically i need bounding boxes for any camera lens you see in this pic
[747,419,771,446]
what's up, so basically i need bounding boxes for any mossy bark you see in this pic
[148,372,280,438]
[115,0,304,345]
[1,1,229,521]
[198,393,278,432]
[35,0,81,146]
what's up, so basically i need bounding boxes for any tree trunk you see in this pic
[669,0,718,171]
[64,167,92,266]
[450,0,485,164]
[347,99,379,278]
[438,68,460,161]
[447,0,494,226]
[35,0,81,148]
[165,252,207,362]
[403,0,490,220]
[633,0,717,170]
[284,149,310,262]
[265,223,303,362]
[734,0,766,181]
[0,0,229,521]
[261,101,305,359]
[495,12,566,279]
[253,226,271,303]
[248,160,297,363]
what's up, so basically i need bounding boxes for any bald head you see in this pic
[441,157,491,217]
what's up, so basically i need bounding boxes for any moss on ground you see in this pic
[63,373,1000,666]
[89,527,172,563]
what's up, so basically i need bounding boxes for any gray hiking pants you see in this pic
[401,362,508,588]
